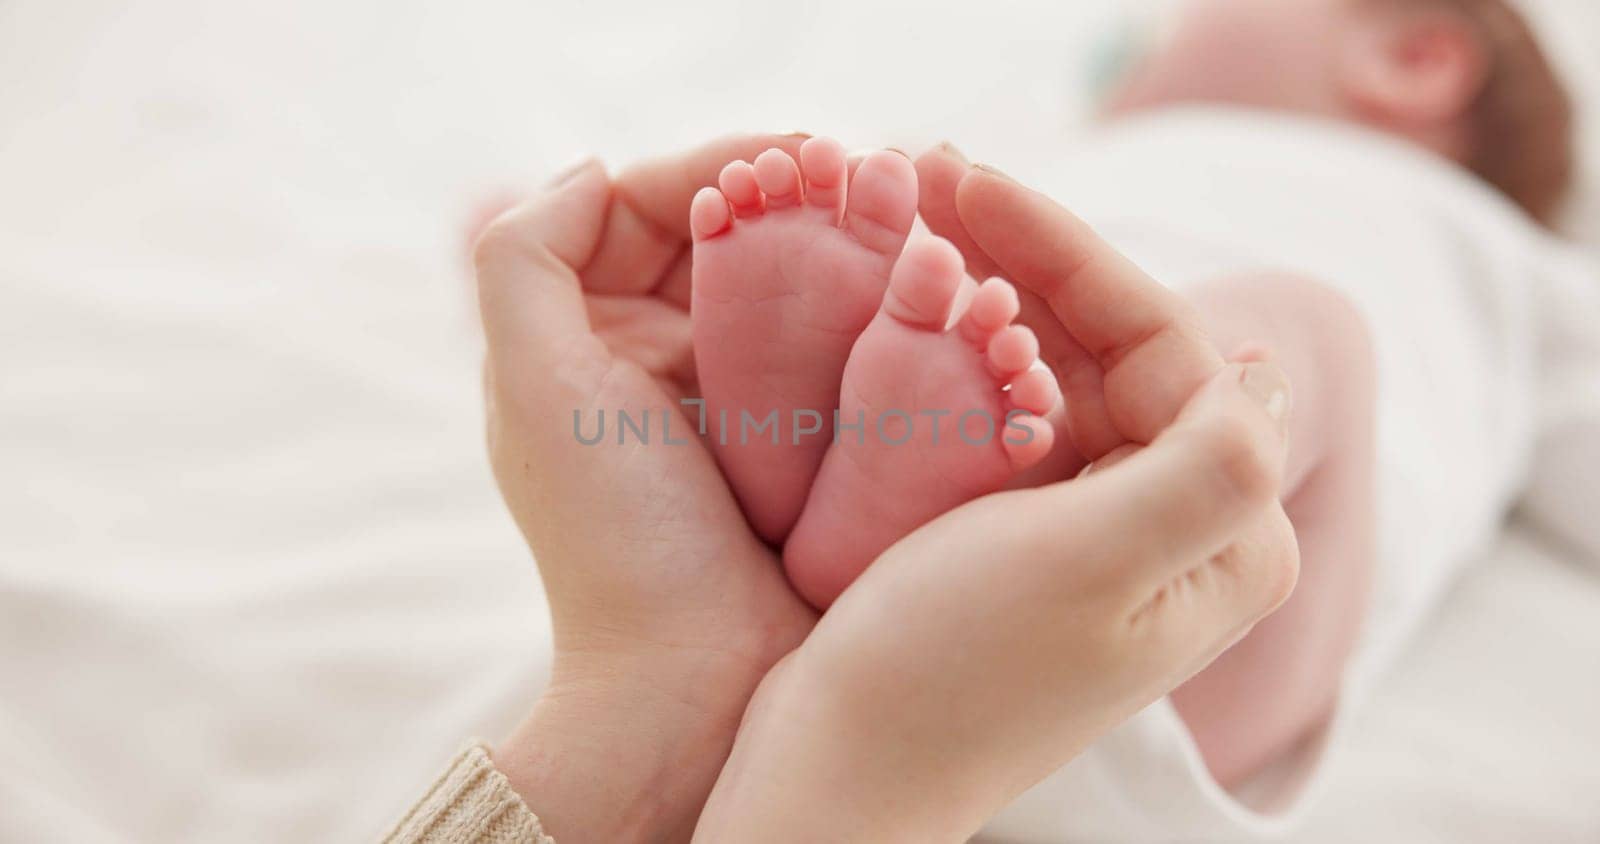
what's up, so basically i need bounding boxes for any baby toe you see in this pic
[987,325,1039,379]
[718,160,765,218]
[843,150,918,255]
[752,148,802,209]
[881,237,965,330]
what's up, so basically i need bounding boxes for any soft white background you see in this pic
[1,1,1597,840]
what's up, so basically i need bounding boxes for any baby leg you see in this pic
[1173,273,1378,789]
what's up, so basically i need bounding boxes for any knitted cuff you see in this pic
[383,740,555,844]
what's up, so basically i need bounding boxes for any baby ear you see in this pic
[1339,8,1489,126]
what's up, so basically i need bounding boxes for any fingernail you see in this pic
[936,140,969,164]
[1239,362,1291,425]
[973,162,1014,182]
[545,156,597,189]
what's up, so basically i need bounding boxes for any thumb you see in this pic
[474,159,611,379]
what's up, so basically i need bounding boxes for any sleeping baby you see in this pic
[682,0,1598,839]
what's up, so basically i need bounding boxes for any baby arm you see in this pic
[1171,272,1378,789]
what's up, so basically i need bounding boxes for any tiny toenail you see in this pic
[973,162,1014,182]
[545,156,597,189]
[936,141,969,163]
[775,129,814,139]
[885,147,912,160]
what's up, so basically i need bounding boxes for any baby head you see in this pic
[1106,0,1575,224]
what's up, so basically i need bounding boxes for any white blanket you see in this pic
[1,1,1596,840]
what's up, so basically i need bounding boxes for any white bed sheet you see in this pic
[1,1,1596,840]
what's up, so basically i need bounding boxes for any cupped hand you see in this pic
[693,151,1301,842]
[475,135,1301,844]
[474,135,820,841]
[699,359,1297,842]
[915,146,1224,470]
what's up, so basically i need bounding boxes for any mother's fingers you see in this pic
[952,166,1224,454]
[914,143,1003,282]
[1005,361,1294,618]
[952,167,1204,367]
[1181,503,1299,660]
[595,133,816,304]
[474,160,611,399]
[1088,361,1291,595]
[475,133,828,400]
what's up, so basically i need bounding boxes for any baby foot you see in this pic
[783,237,1059,608]
[690,139,919,542]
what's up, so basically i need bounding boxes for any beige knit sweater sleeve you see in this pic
[383,741,555,844]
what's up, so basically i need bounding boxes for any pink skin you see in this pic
[1170,276,1376,789]
[914,128,1380,791]
[468,47,1404,788]
[784,240,1058,609]
[690,140,919,543]
[1106,0,1355,119]
[1097,0,1445,791]
[979,0,1397,786]
[1106,0,1483,164]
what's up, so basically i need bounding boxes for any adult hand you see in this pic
[693,153,1301,842]
[917,144,1315,780]
[476,135,1298,844]
[915,145,1225,470]
[699,360,1296,842]
[474,133,822,842]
